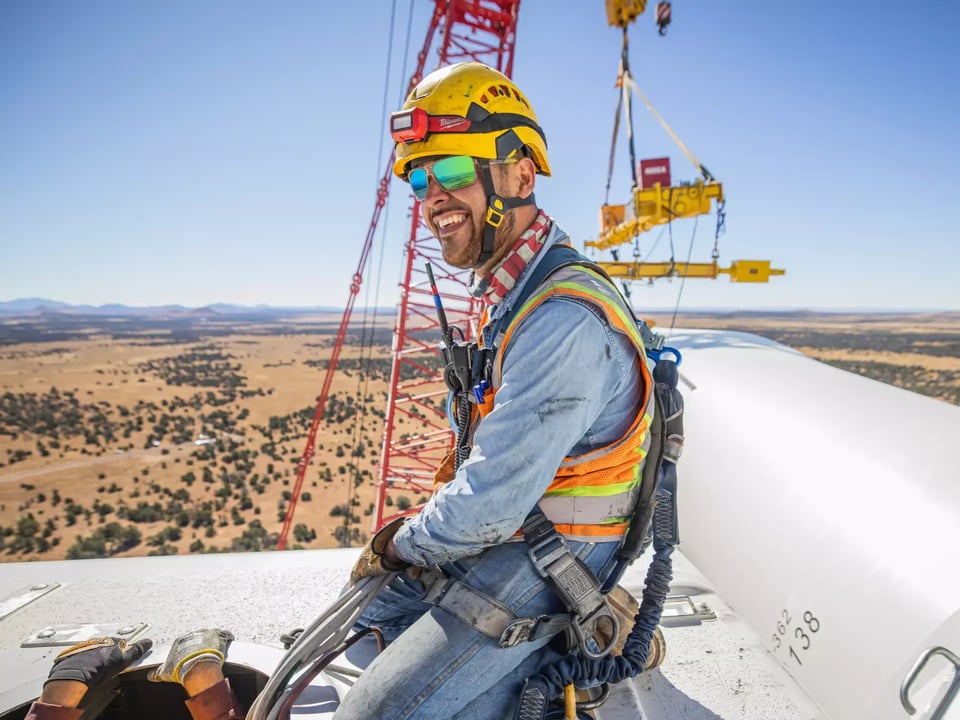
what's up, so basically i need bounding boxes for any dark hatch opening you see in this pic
[1,663,268,720]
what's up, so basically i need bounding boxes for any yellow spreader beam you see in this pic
[596,259,785,283]
[587,180,724,252]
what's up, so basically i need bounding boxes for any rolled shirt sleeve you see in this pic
[393,296,637,566]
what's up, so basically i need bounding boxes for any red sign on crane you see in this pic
[639,157,671,189]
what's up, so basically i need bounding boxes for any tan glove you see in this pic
[594,584,639,657]
[148,628,234,684]
[350,518,414,586]
[592,586,666,668]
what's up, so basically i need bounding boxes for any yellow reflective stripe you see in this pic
[553,280,643,345]
[517,276,644,349]
[543,473,641,498]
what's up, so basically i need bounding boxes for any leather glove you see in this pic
[349,518,413,586]
[148,628,234,684]
[45,636,152,688]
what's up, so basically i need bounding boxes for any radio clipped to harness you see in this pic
[425,263,496,471]
[425,261,475,396]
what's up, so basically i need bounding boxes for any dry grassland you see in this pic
[1,310,958,563]
[0,320,404,562]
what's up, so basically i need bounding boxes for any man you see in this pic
[338,62,656,719]
[25,629,243,720]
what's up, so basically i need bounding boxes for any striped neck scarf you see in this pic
[469,210,552,306]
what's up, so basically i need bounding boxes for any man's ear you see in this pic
[514,156,537,199]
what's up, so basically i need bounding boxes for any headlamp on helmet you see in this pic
[391,108,473,145]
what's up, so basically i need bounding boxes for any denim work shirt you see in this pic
[393,221,645,566]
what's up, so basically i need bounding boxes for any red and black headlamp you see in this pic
[390,107,473,144]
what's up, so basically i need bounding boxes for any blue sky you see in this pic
[2,1,958,311]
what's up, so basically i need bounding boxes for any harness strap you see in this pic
[420,517,620,658]
[522,512,619,659]
[423,574,572,648]
[484,243,591,346]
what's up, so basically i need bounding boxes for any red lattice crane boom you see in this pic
[373,0,522,532]
[279,0,522,549]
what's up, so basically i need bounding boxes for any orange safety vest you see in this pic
[436,263,655,542]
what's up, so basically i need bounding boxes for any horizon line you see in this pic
[1,297,958,315]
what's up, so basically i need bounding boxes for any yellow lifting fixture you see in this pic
[590,1,783,284]
[600,258,785,283]
[591,179,723,251]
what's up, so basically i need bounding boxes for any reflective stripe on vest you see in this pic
[492,264,656,542]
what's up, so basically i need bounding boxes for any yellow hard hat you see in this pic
[390,62,551,179]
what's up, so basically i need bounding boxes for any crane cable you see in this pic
[620,28,639,190]
[609,22,713,184]
[669,215,700,334]
[602,17,728,330]
[617,62,729,260]
[619,70,715,183]
[604,27,639,253]
[340,0,414,546]
[603,69,622,206]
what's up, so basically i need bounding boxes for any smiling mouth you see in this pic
[435,213,467,233]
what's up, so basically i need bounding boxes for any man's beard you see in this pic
[474,211,516,270]
[440,216,482,269]
[437,206,516,270]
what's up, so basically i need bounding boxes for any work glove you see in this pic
[349,518,414,586]
[148,628,234,684]
[45,636,152,688]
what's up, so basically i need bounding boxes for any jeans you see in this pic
[332,539,618,720]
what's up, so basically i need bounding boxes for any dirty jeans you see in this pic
[332,539,618,720]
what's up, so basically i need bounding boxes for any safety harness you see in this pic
[513,334,685,720]
[427,242,680,686]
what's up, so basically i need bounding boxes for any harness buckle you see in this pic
[486,198,506,227]
[525,513,573,578]
[472,379,490,404]
[526,534,571,579]
[499,617,539,648]
[421,575,455,605]
[571,602,621,660]
[664,433,684,464]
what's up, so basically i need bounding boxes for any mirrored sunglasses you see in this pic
[407,156,478,201]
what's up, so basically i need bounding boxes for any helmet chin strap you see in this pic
[475,161,536,267]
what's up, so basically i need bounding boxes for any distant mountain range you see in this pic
[0,298,360,317]
[1,298,955,318]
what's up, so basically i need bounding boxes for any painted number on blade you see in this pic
[772,609,820,665]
